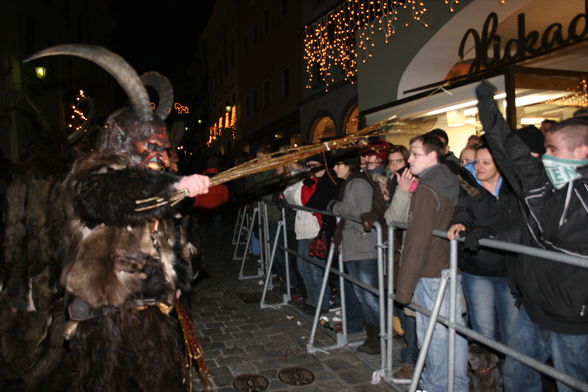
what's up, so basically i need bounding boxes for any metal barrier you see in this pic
[386,223,588,392]
[237,200,588,391]
[236,201,269,280]
[254,200,391,379]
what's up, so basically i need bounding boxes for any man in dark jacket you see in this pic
[396,133,469,392]
[476,80,588,392]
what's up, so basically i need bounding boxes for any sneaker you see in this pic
[393,363,415,379]
[291,294,305,304]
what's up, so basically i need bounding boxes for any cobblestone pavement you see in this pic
[188,230,405,392]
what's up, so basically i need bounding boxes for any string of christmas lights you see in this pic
[304,0,506,90]
[66,89,88,132]
[545,79,588,108]
[207,105,237,146]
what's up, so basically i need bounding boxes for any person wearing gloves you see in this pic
[447,143,519,350]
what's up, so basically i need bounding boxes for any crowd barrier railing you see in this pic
[234,200,588,392]
[387,223,588,392]
[251,200,391,378]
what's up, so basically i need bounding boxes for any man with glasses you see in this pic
[395,134,469,392]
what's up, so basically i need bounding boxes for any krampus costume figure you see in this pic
[2,45,210,391]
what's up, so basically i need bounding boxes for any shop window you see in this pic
[310,116,336,143]
[345,105,360,134]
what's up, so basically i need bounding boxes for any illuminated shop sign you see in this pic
[459,12,588,74]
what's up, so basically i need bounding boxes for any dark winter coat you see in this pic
[477,80,588,334]
[452,164,520,277]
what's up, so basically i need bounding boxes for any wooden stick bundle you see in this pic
[136,117,402,211]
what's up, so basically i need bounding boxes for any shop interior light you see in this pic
[424,93,506,116]
[514,92,568,107]
[520,117,547,124]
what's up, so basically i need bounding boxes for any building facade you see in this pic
[0,0,114,161]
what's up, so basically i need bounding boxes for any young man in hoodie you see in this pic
[477,80,588,392]
[395,133,469,392]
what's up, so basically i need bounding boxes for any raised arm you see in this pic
[476,81,547,195]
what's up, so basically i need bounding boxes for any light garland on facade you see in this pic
[304,0,506,90]
[207,105,238,146]
[67,89,88,131]
[545,79,588,107]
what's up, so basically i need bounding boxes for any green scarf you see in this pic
[542,154,588,189]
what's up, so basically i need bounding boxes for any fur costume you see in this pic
[1,45,204,391]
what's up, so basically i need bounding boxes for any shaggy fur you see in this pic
[56,152,194,391]
[1,146,73,390]
[2,150,196,391]
[69,306,185,392]
[468,344,503,392]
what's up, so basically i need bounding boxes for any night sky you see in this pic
[107,0,214,100]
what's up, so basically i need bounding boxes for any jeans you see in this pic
[339,274,365,333]
[297,239,329,310]
[462,273,518,345]
[397,307,418,364]
[414,276,469,392]
[345,259,380,326]
[503,306,588,392]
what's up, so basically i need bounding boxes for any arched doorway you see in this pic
[344,105,360,134]
[310,116,336,143]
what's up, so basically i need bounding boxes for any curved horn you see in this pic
[140,71,174,120]
[24,44,152,121]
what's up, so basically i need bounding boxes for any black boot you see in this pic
[357,323,380,355]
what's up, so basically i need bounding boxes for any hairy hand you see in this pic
[176,174,210,197]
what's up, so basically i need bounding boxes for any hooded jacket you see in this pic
[396,164,459,304]
[477,81,588,334]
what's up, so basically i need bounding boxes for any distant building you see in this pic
[0,0,114,161]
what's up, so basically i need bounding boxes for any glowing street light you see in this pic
[35,66,47,79]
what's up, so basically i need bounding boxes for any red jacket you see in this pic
[193,168,229,210]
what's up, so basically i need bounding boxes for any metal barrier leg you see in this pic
[260,221,287,308]
[238,206,262,280]
[281,208,292,303]
[307,243,336,355]
[338,250,348,346]
[261,202,271,279]
[232,205,244,245]
[448,239,458,392]
[232,204,250,260]
[408,270,450,392]
[376,224,387,377]
[386,225,394,380]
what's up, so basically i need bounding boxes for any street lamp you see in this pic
[35,65,47,79]
[225,105,232,113]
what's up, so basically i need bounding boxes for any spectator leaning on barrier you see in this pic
[328,149,381,355]
[384,152,420,379]
[476,80,588,392]
[447,143,519,350]
[396,133,469,392]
